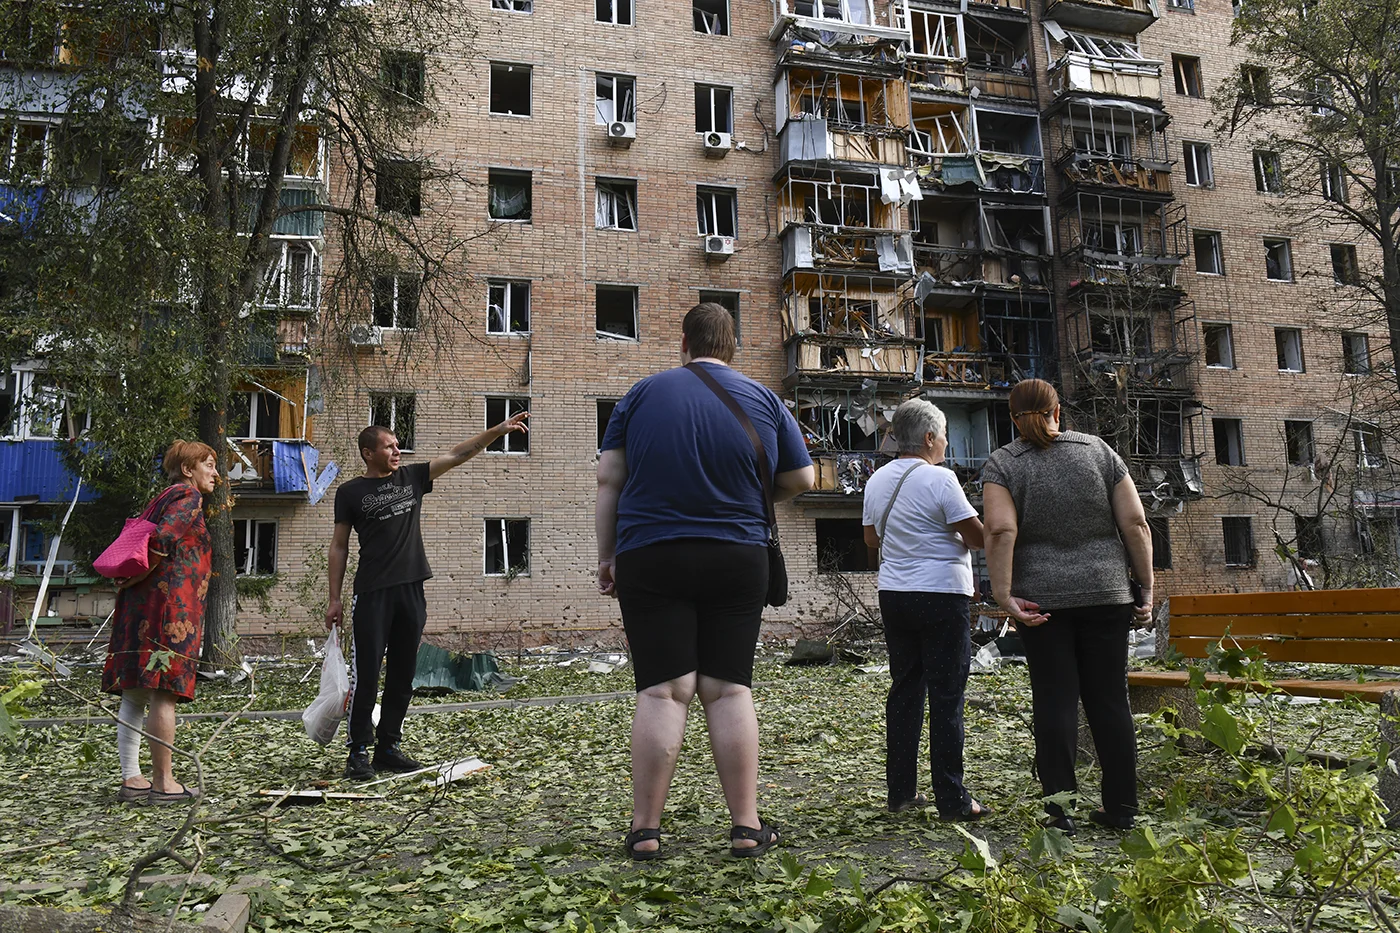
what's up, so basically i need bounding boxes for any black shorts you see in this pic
[615,540,768,691]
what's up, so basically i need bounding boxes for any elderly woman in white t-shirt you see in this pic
[862,398,989,819]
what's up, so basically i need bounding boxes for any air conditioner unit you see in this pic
[349,324,384,347]
[703,234,735,260]
[606,121,636,147]
[702,131,732,157]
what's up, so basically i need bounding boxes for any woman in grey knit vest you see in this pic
[981,379,1154,836]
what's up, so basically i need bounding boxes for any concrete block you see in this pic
[201,893,250,933]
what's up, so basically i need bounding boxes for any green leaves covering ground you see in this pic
[1,659,1397,931]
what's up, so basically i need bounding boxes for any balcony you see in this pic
[1061,154,1171,196]
[771,0,912,44]
[1048,53,1163,102]
[787,334,921,386]
[782,225,914,275]
[907,57,968,96]
[1042,0,1157,35]
[966,65,1035,102]
[968,0,1028,10]
[779,118,908,167]
[910,244,1052,290]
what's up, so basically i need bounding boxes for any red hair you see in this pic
[162,440,217,481]
[1009,379,1060,450]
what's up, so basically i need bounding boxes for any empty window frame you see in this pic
[1342,332,1370,374]
[595,74,636,124]
[1194,230,1223,275]
[595,178,638,231]
[1254,150,1283,193]
[1275,327,1304,372]
[1355,424,1386,468]
[229,390,285,440]
[596,0,633,24]
[1264,237,1293,281]
[1321,161,1347,202]
[1284,419,1314,466]
[233,519,277,576]
[816,518,876,573]
[1222,516,1255,567]
[369,392,416,450]
[1203,322,1235,368]
[486,397,530,453]
[694,84,733,133]
[1213,417,1245,466]
[0,121,52,179]
[382,51,426,103]
[489,62,531,116]
[375,159,422,215]
[1148,517,1172,569]
[372,273,420,328]
[263,241,320,309]
[694,0,728,34]
[1167,0,1194,10]
[1061,33,1145,60]
[596,285,638,340]
[1295,515,1324,560]
[1310,78,1335,115]
[1183,141,1213,187]
[488,168,531,221]
[1172,55,1203,97]
[596,398,618,450]
[491,0,532,12]
[487,279,531,334]
[696,186,738,237]
[1240,64,1270,104]
[1331,244,1359,285]
[484,518,530,576]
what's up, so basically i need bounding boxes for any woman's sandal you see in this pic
[148,784,200,806]
[730,819,780,858]
[939,799,994,823]
[624,827,663,861]
[116,784,151,805]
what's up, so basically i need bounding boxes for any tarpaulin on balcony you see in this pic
[271,440,339,504]
[938,157,982,187]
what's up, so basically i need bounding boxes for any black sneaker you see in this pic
[344,745,375,781]
[372,743,423,773]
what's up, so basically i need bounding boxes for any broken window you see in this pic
[596,398,618,450]
[488,280,530,334]
[594,73,636,124]
[229,390,285,440]
[491,0,532,12]
[1167,0,1194,10]
[1295,515,1324,560]
[1264,237,1293,281]
[373,273,420,329]
[1321,161,1347,203]
[382,51,426,103]
[0,371,16,438]
[484,518,530,576]
[369,392,416,450]
[489,62,531,116]
[698,289,740,344]
[1309,78,1335,116]
[696,186,737,237]
[1275,327,1304,372]
[1194,230,1223,275]
[1203,322,1235,368]
[0,121,51,179]
[1254,150,1283,193]
[596,0,633,24]
[1331,244,1359,285]
[909,9,961,58]
[1284,420,1314,466]
[596,178,638,231]
[1355,424,1386,469]
[264,241,320,309]
[816,518,876,573]
[693,0,728,34]
[375,159,422,216]
[798,90,864,126]
[694,84,733,133]
[1213,418,1245,466]
[488,168,531,221]
[486,397,530,453]
[1149,518,1172,569]
[596,285,638,340]
[1183,141,1213,187]
[1172,55,1203,97]
[1342,332,1370,374]
[233,519,277,576]
[1133,399,1182,458]
[1240,64,1270,105]
[1222,517,1254,567]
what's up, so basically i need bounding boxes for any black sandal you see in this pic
[1088,809,1134,830]
[730,819,780,858]
[624,827,662,861]
[940,799,994,822]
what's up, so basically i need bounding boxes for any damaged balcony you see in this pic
[910,200,1052,289]
[1049,98,1172,196]
[906,7,967,96]
[226,372,337,501]
[782,225,915,275]
[912,292,1055,389]
[778,67,911,166]
[1043,24,1163,102]
[1059,192,1188,290]
[1042,0,1157,36]
[794,385,901,497]
[770,0,913,44]
[1069,393,1206,502]
[782,272,922,386]
[917,394,1015,489]
[1066,294,1197,394]
[962,13,1035,102]
[908,107,1044,195]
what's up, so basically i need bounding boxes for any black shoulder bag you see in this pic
[687,363,789,607]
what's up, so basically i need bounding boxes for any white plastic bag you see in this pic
[303,626,349,745]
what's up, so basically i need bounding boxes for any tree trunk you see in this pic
[199,304,240,668]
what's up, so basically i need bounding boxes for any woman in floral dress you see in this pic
[102,440,217,805]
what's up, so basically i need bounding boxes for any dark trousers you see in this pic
[880,590,972,815]
[348,581,427,748]
[1016,603,1137,819]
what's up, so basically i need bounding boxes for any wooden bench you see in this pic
[1122,588,1400,822]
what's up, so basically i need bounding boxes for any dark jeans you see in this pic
[348,581,427,748]
[1016,603,1137,819]
[880,590,972,815]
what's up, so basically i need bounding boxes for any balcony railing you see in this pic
[773,0,912,43]
[1061,154,1171,195]
[1048,54,1163,101]
[906,57,968,95]
[912,244,1052,288]
[788,335,922,384]
[909,151,1045,194]
[783,225,915,275]
[779,119,908,167]
[966,66,1036,102]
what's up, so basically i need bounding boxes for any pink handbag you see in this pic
[93,487,181,578]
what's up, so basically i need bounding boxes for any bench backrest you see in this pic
[1169,588,1400,665]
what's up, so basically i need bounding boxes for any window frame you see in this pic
[1320,160,1347,203]
[1284,419,1315,467]
[228,389,287,441]
[1212,417,1246,467]
[1240,64,1270,105]
[1330,243,1359,285]
[1182,140,1214,188]
[1222,516,1256,568]
[1274,327,1305,373]
[375,158,423,216]
[487,167,532,222]
[485,397,530,454]
[0,120,55,180]
[693,0,730,34]
[1148,516,1172,569]
[1253,150,1283,194]
[232,518,278,576]
[1264,237,1293,282]
[594,73,637,125]
[483,518,531,576]
[491,0,533,12]
[696,185,738,238]
[1172,55,1203,98]
[368,391,417,451]
[488,61,533,117]
[1193,229,1223,275]
[595,177,638,231]
[1342,332,1371,375]
[1202,322,1235,369]
[694,84,734,134]
[1354,424,1386,469]
[595,0,634,25]
[487,279,531,335]
[381,50,427,104]
[372,272,421,329]
[595,284,639,341]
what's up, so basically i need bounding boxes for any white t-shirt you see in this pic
[861,458,979,595]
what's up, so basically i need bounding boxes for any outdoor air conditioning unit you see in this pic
[703,234,735,260]
[606,121,636,148]
[702,131,732,157]
[349,324,384,347]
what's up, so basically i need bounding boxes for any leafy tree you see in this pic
[0,0,477,662]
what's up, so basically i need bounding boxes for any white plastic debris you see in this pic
[970,642,1002,675]
[1129,628,1157,660]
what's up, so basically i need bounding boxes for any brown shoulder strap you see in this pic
[685,363,777,531]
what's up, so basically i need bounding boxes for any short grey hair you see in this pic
[893,398,946,454]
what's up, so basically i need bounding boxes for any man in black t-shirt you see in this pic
[328,415,528,780]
